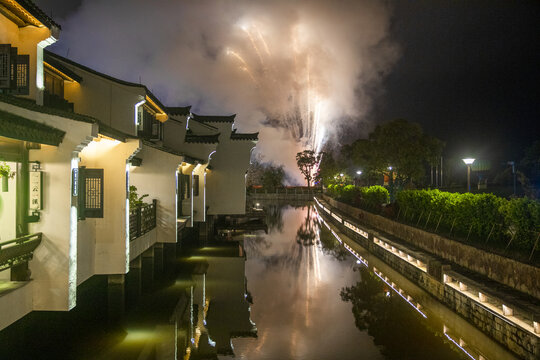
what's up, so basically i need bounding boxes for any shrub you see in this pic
[500,197,540,250]
[362,186,389,208]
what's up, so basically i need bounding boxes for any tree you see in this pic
[316,151,339,186]
[296,150,319,189]
[262,165,285,191]
[345,119,444,188]
[246,157,285,191]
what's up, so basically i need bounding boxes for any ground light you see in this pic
[462,158,475,192]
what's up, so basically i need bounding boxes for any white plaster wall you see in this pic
[0,12,53,101]
[162,119,218,161]
[130,145,182,243]
[78,138,140,277]
[0,162,17,242]
[162,119,186,149]
[59,61,145,136]
[0,101,96,311]
[129,227,157,261]
[206,123,254,215]
[0,282,33,331]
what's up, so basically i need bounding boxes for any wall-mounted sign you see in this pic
[29,171,42,210]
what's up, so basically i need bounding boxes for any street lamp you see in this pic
[387,166,394,202]
[462,158,475,192]
[355,170,362,186]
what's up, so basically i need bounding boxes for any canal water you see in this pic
[1,203,517,359]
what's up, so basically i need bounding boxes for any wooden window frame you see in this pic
[78,167,104,219]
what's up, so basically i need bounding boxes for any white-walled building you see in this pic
[0,0,97,328]
[0,0,258,333]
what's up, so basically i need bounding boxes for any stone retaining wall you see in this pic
[323,195,540,301]
[319,199,539,360]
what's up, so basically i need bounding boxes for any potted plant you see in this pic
[0,162,15,192]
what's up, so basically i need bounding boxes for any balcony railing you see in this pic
[129,200,157,241]
[249,186,323,195]
[0,233,42,276]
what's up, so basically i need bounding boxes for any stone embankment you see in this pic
[322,195,540,301]
[315,196,539,360]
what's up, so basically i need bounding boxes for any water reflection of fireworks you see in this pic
[227,22,327,153]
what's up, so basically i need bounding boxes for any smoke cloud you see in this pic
[50,0,398,183]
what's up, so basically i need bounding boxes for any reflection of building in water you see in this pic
[176,242,257,359]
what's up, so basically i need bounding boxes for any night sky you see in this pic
[36,0,539,164]
[375,1,540,161]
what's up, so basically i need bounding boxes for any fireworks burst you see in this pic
[227,21,328,154]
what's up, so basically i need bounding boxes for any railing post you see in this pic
[136,205,142,238]
[153,199,158,228]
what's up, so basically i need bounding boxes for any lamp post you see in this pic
[355,170,362,186]
[507,161,516,196]
[462,158,475,192]
[388,166,394,202]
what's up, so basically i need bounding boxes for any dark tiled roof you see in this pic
[230,130,259,141]
[167,106,191,116]
[43,54,83,82]
[0,93,96,123]
[15,0,61,29]
[185,131,220,144]
[191,113,236,123]
[0,109,65,146]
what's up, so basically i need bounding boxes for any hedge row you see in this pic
[396,189,540,251]
[326,184,389,211]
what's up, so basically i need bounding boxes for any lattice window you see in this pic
[0,44,11,88]
[15,55,29,95]
[78,168,104,219]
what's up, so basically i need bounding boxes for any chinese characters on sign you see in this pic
[29,171,42,210]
